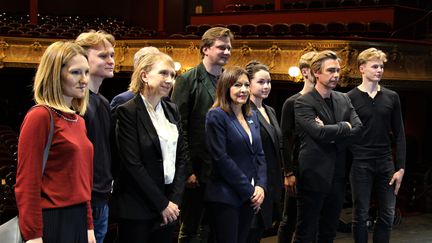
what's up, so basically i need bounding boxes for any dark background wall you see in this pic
[0,0,165,31]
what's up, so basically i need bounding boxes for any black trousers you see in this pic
[278,190,297,243]
[117,218,176,243]
[207,202,254,243]
[178,184,209,243]
[351,157,396,243]
[42,203,88,243]
[294,180,345,243]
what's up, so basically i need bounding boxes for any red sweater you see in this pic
[15,106,94,240]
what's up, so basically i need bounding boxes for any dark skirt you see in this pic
[42,203,88,243]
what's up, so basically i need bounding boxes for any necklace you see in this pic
[50,108,78,122]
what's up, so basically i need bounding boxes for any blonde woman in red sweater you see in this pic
[15,41,95,243]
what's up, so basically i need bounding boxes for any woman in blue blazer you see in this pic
[205,66,267,243]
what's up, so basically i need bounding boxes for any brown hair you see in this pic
[200,27,233,59]
[310,50,341,74]
[245,60,269,80]
[212,66,251,116]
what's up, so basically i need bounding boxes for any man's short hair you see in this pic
[299,51,318,69]
[310,50,341,74]
[75,30,115,50]
[357,47,387,67]
[200,27,233,59]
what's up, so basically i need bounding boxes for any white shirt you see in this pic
[141,94,179,184]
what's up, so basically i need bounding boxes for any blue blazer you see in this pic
[110,90,134,111]
[205,107,267,207]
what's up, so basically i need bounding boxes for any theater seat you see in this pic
[272,23,290,36]
[368,21,392,37]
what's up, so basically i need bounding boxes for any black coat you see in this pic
[251,102,283,228]
[295,89,363,193]
[171,62,216,183]
[113,95,188,220]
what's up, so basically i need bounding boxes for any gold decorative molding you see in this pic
[115,43,129,73]
[30,41,42,51]
[240,44,252,56]
[0,36,431,85]
[0,39,10,69]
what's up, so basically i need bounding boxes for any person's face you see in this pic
[314,59,340,90]
[360,59,384,83]
[230,74,250,105]
[250,69,271,100]
[203,37,232,66]
[142,60,175,98]
[61,54,89,104]
[87,39,115,80]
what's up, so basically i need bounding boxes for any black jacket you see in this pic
[113,95,188,220]
[295,89,362,192]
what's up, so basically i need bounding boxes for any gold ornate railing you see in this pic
[1,36,431,87]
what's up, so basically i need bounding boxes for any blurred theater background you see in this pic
[1,0,432,241]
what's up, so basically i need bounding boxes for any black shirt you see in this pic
[347,86,406,169]
[84,91,113,203]
[280,93,301,174]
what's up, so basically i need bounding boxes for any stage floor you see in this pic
[262,213,432,243]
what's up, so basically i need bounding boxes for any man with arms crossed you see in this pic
[294,50,362,243]
[348,47,406,243]
[171,27,233,243]
[75,30,115,243]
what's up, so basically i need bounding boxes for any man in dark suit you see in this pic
[294,50,363,243]
[171,27,234,243]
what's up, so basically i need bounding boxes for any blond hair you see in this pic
[129,52,175,94]
[299,51,318,69]
[357,47,387,67]
[133,46,160,69]
[34,41,89,115]
[200,27,233,59]
[75,30,115,50]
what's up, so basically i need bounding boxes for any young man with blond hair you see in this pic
[348,47,406,243]
[75,30,115,243]
[278,51,317,243]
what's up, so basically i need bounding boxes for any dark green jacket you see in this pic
[171,62,216,183]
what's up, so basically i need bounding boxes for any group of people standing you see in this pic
[14,26,405,243]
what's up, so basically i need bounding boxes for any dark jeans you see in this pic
[350,157,396,243]
[277,190,297,243]
[294,180,345,243]
[207,202,254,243]
[92,202,109,243]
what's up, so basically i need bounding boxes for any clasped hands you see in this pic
[250,186,265,214]
[160,201,180,226]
